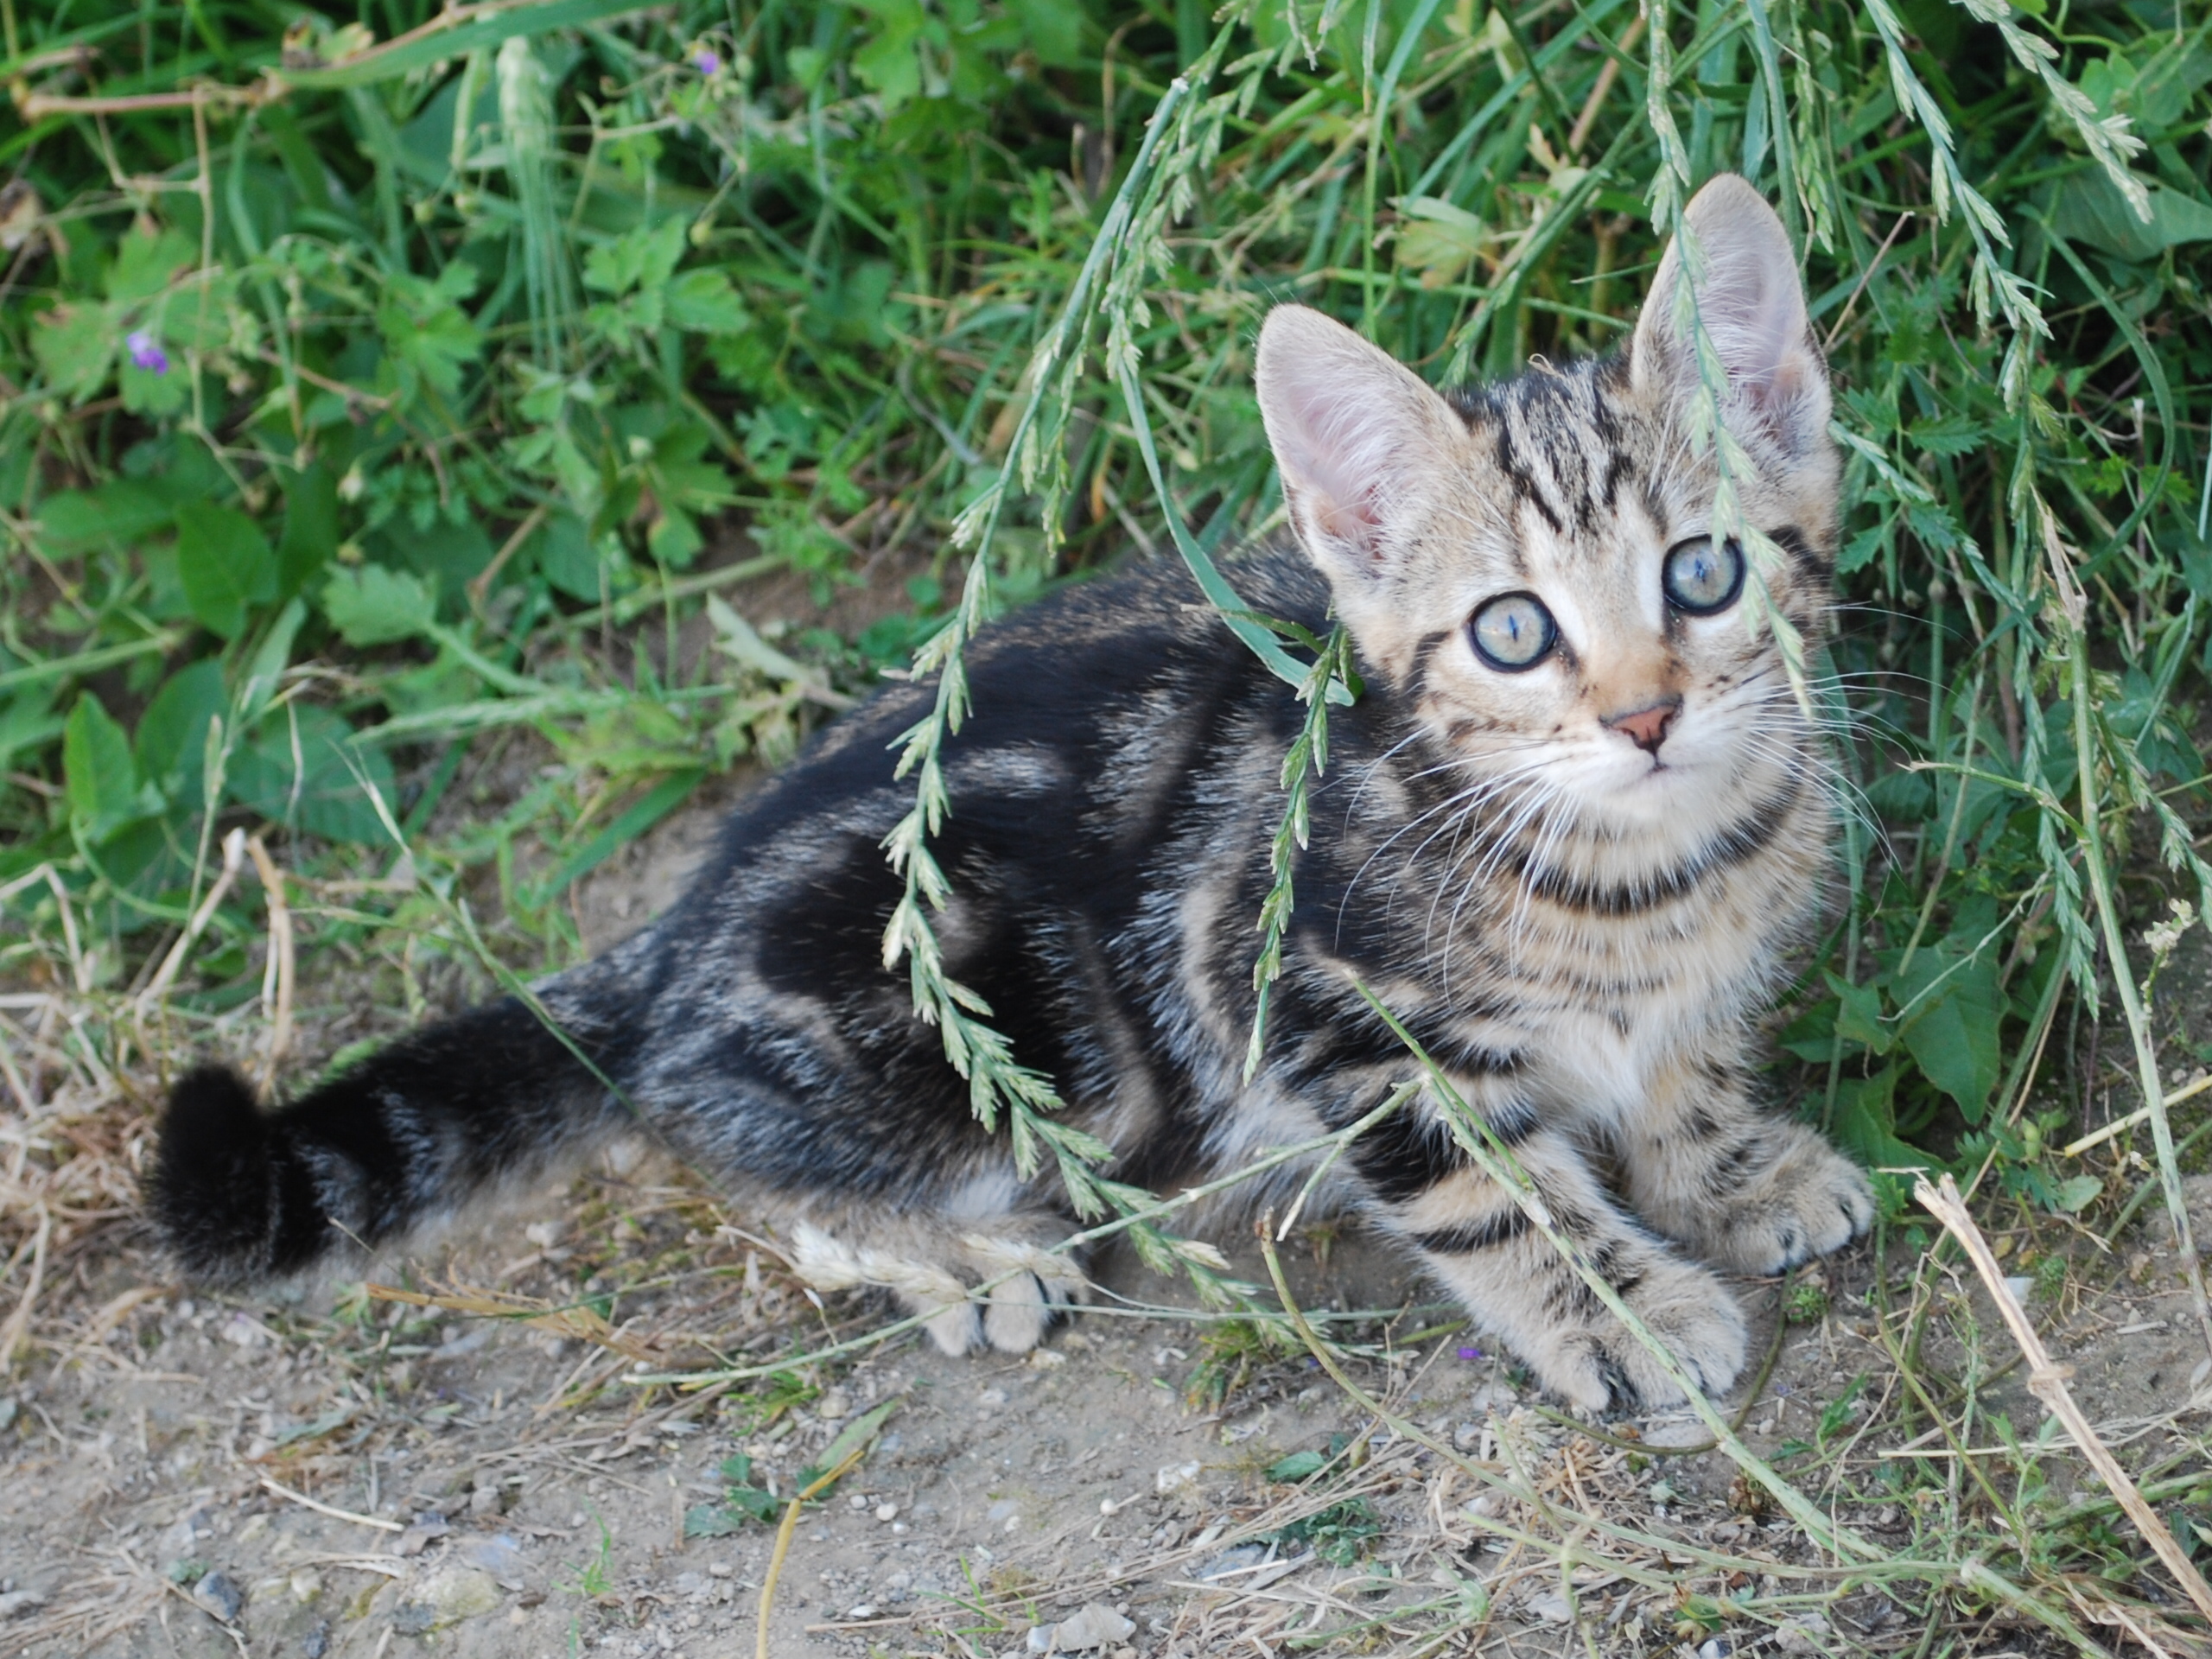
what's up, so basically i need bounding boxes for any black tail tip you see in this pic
[152,1065,280,1282]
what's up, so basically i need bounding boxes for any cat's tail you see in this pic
[151,960,648,1284]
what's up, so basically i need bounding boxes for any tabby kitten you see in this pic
[153,174,1871,1411]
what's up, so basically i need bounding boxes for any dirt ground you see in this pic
[7,796,2212,1659]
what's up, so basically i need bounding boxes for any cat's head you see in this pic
[1255,174,1836,848]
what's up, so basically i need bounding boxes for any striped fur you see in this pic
[151,175,1869,1411]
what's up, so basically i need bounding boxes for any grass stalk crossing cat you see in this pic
[152,174,1871,1411]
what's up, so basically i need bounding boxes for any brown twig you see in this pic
[1914,1173,2212,1625]
[468,504,549,615]
[1566,14,1643,159]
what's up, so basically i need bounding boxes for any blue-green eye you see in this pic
[1469,592,1557,671]
[1662,536,1745,614]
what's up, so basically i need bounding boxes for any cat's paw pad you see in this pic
[1706,1131,1874,1274]
[1536,1260,1748,1413]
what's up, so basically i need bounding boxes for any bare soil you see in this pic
[7,798,2212,1659]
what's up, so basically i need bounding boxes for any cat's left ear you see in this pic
[1255,305,1465,585]
[1631,174,1828,457]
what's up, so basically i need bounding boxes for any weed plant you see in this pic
[3,0,2212,1646]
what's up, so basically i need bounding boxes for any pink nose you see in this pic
[1605,699,1680,753]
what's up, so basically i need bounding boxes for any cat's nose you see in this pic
[1605,697,1681,753]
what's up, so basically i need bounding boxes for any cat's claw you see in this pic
[1698,1128,1875,1275]
[1527,1257,1750,1414]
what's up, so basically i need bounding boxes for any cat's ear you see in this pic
[1630,174,1828,457]
[1255,305,1463,581]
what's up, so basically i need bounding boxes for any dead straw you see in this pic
[1914,1171,2212,1625]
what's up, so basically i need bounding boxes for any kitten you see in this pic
[151,174,1871,1411]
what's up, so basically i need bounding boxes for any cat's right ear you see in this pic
[1255,306,1461,584]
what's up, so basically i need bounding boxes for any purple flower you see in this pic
[125,330,168,375]
[1455,1345,1484,1361]
[693,48,721,76]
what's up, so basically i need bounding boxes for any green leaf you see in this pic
[375,266,482,398]
[583,218,687,299]
[321,565,437,646]
[1827,1065,1936,1181]
[1897,947,2004,1121]
[64,693,162,842]
[0,688,65,775]
[682,1504,747,1539]
[2053,173,2212,263]
[664,269,750,334]
[32,303,119,403]
[175,503,278,639]
[2050,1174,2102,1214]
[107,224,198,304]
[1006,0,1084,67]
[278,463,342,597]
[1827,974,1891,1056]
[1267,1450,1327,1483]
[228,704,397,843]
[792,1398,902,1496]
[529,510,603,601]
[34,480,178,552]
[135,661,228,806]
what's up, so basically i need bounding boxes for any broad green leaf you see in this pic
[107,225,198,304]
[2054,173,2212,262]
[32,303,119,403]
[1896,947,2004,1122]
[65,693,162,842]
[228,703,397,843]
[136,661,228,806]
[278,463,343,596]
[1392,196,1487,289]
[1006,0,1084,66]
[375,266,482,399]
[2051,1175,2102,1214]
[34,480,177,552]
[1826,973,1891,1056]
[322,565,437,646]
[582,218,686,299]
[0,688,64,775]
[664,269,750,334]
[529,510,603,601]
[1267,1451,1327,1482]
[176,503,279,639]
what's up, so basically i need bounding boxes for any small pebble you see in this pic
[708,1562,733,1580]
[191,1571,244,1622]
[874,1503,898,1522]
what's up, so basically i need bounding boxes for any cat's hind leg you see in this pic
[785,1211,1089,1357]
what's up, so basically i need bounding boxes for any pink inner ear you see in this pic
[1312,490,1384,556]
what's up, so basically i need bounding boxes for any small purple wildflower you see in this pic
[693,48,722,76]
[1455,1345,1484,1362]
[125,329,169,375]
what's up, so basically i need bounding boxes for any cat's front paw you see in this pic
[1700,1128,1874,1274]
[1524,1257,1749,1413]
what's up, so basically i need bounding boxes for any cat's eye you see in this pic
[1468,592,1557,671]
[1662,536,1746,615]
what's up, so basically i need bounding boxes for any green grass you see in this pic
[4,0,2212,1646]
